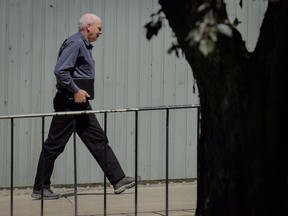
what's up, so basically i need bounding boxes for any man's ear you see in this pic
[86,24,91,32]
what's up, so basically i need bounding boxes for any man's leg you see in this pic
[32,115,75,198]
[76,113,140,194]
[76,113,125,185]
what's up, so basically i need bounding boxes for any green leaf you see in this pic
[209,31,218,42]
[199,39,215,57]
[217,24,233,37]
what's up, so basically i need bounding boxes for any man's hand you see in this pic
[74,89,90,103]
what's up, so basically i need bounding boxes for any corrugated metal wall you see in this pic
[225,0,268,51]
[0,0,267,188]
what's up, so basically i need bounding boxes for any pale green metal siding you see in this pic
[0,0,267,187]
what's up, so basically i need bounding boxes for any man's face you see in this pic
[87,20,102,42]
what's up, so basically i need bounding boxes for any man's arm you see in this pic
[54,41,80,93]
[54,41,89,102]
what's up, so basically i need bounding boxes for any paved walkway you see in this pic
[0,181,197,216]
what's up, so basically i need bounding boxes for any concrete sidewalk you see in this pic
[0,181,197,216]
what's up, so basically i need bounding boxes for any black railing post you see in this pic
[41,116,45,216]
[165,109,170,216]
[104,112,107,216]
[134,111,139,215]
[73,119,78,216]
[10,118,14,216]
[197,107,200,146]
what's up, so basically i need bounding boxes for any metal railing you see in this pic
[0,104,200,216]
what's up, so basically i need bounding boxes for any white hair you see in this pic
[78,13,100,31]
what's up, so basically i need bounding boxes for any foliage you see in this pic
[144,9,164,40]
[145,3,235,57]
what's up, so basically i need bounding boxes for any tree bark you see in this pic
[158,0,287,215]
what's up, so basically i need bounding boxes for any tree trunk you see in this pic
[158,0,287,215]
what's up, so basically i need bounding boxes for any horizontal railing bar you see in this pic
[0,104,200,120]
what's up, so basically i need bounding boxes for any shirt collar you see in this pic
[79,31,93,50]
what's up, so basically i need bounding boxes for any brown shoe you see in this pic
[113,176,141,194]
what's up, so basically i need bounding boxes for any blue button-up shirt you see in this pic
[54,32,95,93]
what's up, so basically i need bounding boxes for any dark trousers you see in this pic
[33,92,125,190]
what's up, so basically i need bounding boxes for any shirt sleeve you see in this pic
[54,40,80,93]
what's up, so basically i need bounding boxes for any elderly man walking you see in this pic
[31,13,140,200]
